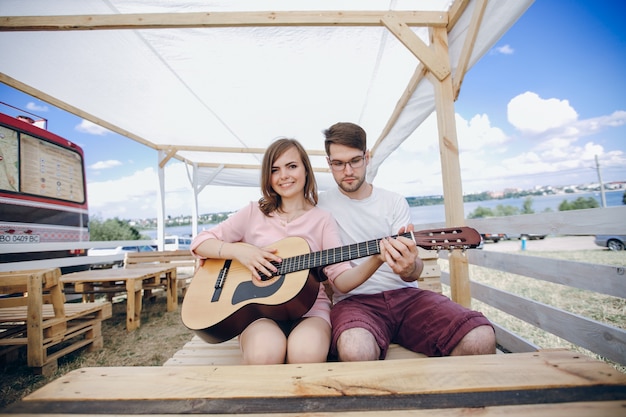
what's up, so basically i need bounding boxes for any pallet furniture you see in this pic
[124,249,196,296]
[4,350,625,415]
[0,268,112,376]
[165,335,427,366]
[60,266,177,331]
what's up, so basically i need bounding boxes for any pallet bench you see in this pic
[5,349,625,415]
[0,268,112,376]
[124,249,196,296]
[167,247,441,366]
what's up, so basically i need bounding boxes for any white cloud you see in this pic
[507,92,578,133]
[26,102,49,112]
[89,160,122,170]
[87,90,626,219]
[493,44,514,55]
[457,113,508,152]
[76,119,110,135]
[377,91,626,197]
[88,163,260,220]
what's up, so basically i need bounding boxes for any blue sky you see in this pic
[1,0,625,220]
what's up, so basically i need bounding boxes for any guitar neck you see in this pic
[277,232,413,276]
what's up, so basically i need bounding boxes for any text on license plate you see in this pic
[0,234,41,244]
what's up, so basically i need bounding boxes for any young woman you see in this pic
[191,138,382,364]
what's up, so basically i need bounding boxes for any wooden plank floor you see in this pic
[3,349,625,415]
[164,336,428,366]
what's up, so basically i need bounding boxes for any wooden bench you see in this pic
[124,250,196,296]
[167,247,441,366]
[6,350,625,415]
[0,268,112,376]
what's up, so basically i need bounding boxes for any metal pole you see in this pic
[595,155,607,208]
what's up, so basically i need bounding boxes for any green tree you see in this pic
[89,217,144,241]
[493,204,519,217]
[521,197,535,214]
[558,197,600,211]
[467,206,494,219]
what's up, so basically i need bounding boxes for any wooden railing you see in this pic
[0,239,156,271]
[421,206,626,367]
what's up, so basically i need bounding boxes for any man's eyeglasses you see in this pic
[328,154,366,171]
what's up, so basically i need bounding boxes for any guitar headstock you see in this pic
[413,227,481,250]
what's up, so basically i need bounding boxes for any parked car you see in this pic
[594,235,626,251]
[88,245,155,268]
[164,235,192,251]
[507,233,548,240]
[480,233,506,243]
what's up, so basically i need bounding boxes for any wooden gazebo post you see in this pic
[428,27,471,307]
[379,14,473,307]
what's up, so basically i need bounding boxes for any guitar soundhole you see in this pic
[259,261,282,281]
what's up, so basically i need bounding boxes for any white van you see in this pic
[164,235,192,251]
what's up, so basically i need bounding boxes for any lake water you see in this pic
[411,190,624,224]
[145,190,624,237]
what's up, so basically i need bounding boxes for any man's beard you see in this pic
[338,175,366,193]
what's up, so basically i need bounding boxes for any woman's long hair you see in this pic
[258,138,318,216]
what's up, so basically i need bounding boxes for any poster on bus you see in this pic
[20,134,85,203]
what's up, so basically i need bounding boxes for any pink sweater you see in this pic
[190,202,351,324]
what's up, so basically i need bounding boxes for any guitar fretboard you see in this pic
[275,232,413,276]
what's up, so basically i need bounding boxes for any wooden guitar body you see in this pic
[181,237,320,344]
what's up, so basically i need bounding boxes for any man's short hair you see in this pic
[323,122,367,155]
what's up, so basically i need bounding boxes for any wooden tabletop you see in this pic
[60,265,178,331]
[61,266,176,283]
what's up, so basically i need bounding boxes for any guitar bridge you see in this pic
[211,259,232,302]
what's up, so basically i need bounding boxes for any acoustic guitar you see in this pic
[181,226,481,344]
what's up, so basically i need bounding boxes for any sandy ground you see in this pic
[481,235,603,252]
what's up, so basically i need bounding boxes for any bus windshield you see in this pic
[0,109,89,269]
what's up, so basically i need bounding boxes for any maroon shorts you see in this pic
[330,288,493,358]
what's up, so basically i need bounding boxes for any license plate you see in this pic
[0,234,41,244]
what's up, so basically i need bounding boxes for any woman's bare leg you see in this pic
[240,318,287,364]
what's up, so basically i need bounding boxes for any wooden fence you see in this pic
[424,206,626,367]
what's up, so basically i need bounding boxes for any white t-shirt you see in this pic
[318,186,418,303]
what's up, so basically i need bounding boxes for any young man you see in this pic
[318,122,496,361]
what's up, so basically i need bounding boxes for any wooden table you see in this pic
[2,350,625,415]
[61,266,177,331]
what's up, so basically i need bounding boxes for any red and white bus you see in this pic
[0,108,89,270]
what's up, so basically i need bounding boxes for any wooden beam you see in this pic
[0,11,448,32]
[155,145,326,156]
[427,27,470,307]
[158,148,178,169]
[371,63,427,155]
[0,72,158,151]
[191,161,330,173]
[453,0,487,100]
[446,0,472,31]
[381,16,450,81]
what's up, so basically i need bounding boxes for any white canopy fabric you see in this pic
[0,0,532,191]
[0,0,534,305]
